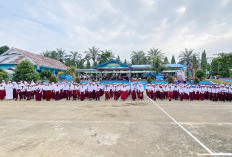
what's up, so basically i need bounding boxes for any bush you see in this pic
[47,71,52,79]
[167,76,174,84]
[0,68,8,81]
[147,77,152,84]
[49,75,57,83]
[75,77,80,83]
[40,71,48,80]
[195,69,205,80]
[12,60,39,82]
[230,70,232,78]
[194,77,199,84]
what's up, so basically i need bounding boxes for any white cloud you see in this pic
[177,6,186,15]
[0,0,232,61]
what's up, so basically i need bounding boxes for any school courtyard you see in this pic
[0,97,231,157]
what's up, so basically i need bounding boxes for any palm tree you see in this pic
[84,46,100,64]
[98,50,115,64]
[56,48,66,63]
[70,51,82,67]
[152,57,166,74]
[130,50,147,65]
[147,48,164,62]
[178,48,195,66]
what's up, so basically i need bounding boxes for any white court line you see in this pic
[146,95,232,156]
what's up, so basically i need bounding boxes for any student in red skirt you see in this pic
[45,84,52,101]
[0,84,5,100]
[121,85,128,101]
[80,84,85,101]
[105,84,110,100]
[167,86,173,101]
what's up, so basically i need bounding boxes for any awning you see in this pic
[162,70,179,73]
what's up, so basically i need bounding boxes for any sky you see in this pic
[0,0,232,61]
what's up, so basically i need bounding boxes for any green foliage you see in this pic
[0,68,8,81]
[49,75,57,83]
[152,57,165,74]
[78,59,85,69]
[131,58,135,65]
[124,59,127,64]
[139,58,144,65]
[193,77,199,84]
[84,46,100,63]
[130,50,147,65]
[167,76,174,83]
[0,45,9,55]
[195,69,205,80]
[201,50,207,72]
[178,48,194,66]
[98,50,115,64]
[12,60,39,82]
[75,77,80,83]
[210,58,218,76]
[116,55,121,62]
[218,53,230,78]
[40,71,48,80]
[192,54,199,74]
[147,48,164,62]
[171,55,176,64]
[147,77,152,84]
[86,60,91,69]
[230,70,232,77]
[47,71,52,79]
[163,57,169,64]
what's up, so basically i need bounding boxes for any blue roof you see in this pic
[92,60,131,69]
[165,64,185,68]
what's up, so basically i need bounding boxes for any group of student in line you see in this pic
[0,80,231,102]
[0,81,144,101]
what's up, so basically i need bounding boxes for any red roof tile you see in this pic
[7,48,68,70]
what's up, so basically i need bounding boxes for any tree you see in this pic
[192,54,199,76]
[147,48,164,62]
[124,59,127,65]
[49,75,57,83]
[201,50,207,73]
[78,59,85,69]
[130,50,147,65]
[56,48,66,63]
[163,57,169,64]
[39,71,48,80]
[86,60,91,69]
[12,60,39,82]
[210,58,219,76]
[178,48,195,66]
[195,69,205,80]
[152,57,165,74]
[0,68,8,81]
[98,50,115,64]
[116,55,121,62]
[171,55,176,64]
[218,53,230,78]
[0,45,9,55]
[131,58,136,65]
[84,46,100,63]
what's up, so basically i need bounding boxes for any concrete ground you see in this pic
[0,97,231,157]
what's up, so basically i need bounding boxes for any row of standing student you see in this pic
[146,84,232,102]
[0,81,145,101]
